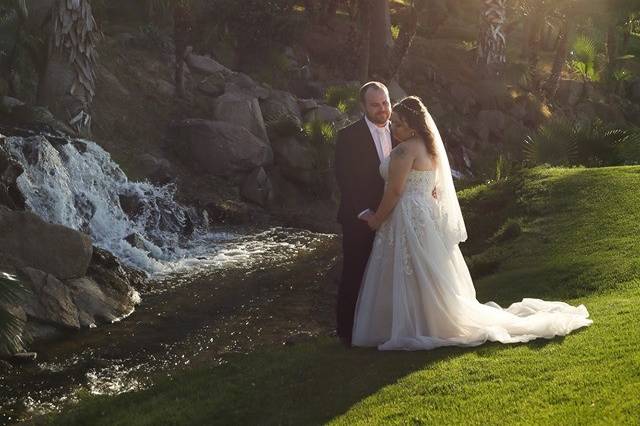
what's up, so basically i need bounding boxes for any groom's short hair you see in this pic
[359,81,389,104]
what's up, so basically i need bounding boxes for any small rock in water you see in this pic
[125,233,147,251]
[11,352,38,363]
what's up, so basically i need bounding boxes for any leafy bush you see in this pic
[470,147,519,184]
[569,35,602,82]
[303,119,336,146]
[616,127,640,164]
[465,251,501,279]
[324,85,359,114]
[522,119,636,167]
[490,218,523,243]
[523,119,627,166]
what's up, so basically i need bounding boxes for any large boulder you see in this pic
[260,90,303,132]
[473,110,507,143]
[303,105,345,123]
[170,119,273,176]
[197,72,226,98]
[575,102,597,125]
[139,153,173,185]
[185,52,231,76]
[20,267,80,329]
[241,167,273,207]
[449,83,477,115]
[475,79,511,111]
[515,94,552,128]
[0,139,25,210]
[227,73,270,100]
[557,79,584,106]
[66,276,138,327]
[593,101,627,125]
[298,99,319,114]
[0,210,92,279]
[271,137,317,185]
[212,91,269,142]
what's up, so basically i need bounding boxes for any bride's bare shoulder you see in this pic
[404,138,427,154]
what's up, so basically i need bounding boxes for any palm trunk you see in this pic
[357,0,371,83]
[384,5,420,83]
[173,1,191,99]
[477,0,507,76]
[37,0,99,136]
[544,17,571,99]
[527,6,545,90]
[606,24,618,69]
[622,27,631,54]
[368,0,393,80]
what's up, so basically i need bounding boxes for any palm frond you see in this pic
[303,119,336,145]
[569,35,601,81]
[522,121,578,166]
[0,272,29,355]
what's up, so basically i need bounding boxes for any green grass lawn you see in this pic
[44,166,640,425]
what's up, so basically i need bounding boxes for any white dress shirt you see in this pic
[364,115,392,162]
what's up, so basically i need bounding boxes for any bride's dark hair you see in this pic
[393,96,437,158]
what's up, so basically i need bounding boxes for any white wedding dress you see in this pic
[352,156,592,351]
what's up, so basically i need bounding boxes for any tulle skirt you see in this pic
[351,195,592,351]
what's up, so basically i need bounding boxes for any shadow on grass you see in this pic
[49,337,483,426]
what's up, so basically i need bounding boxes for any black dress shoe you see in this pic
[338,335,352,348]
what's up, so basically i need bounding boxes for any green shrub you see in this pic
[466,251,501,279]
[616,127,640,164]
[324,85,359,114]
[490,218,523,243]
[522,119,637,167]
[303,119,336,146]
[569,35,602,82]
[522,120,578,167]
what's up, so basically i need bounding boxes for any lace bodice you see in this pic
[380,156,436,198]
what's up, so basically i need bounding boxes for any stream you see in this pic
[0,226,340,424]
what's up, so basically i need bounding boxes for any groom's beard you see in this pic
[366,111,391,126]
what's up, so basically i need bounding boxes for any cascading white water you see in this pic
[3,132,329,278]
[4,134,209,274]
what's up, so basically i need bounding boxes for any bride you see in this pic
[352,96,592,351]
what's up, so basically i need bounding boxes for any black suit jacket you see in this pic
[335,118,387,226]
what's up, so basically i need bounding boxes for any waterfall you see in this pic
[4,133,209,274]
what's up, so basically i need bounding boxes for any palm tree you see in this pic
[543,14,573,99]
[173,0,192,99]
[367,0,394,80]
[353,0,423,84]
[384,0,425,82]
[477,0,507,75]
[0,0,30,96]
[36,0,99,136]
[357,0,371,83]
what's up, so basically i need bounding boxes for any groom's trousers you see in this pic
[337,220,376,345]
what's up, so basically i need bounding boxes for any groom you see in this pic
[334,81,394,346]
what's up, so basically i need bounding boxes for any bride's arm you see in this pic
[367,144,415,229]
